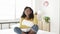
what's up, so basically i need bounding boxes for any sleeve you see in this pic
[19,18,24,27]
[33,15,38,25]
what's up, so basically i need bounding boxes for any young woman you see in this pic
[14,7,38,34]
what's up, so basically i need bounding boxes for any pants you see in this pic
[14,25,38,34]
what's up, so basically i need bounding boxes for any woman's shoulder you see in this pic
[21,17,24,19]
[20,18,25,21]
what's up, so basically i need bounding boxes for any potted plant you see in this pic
[44,16,50,23]
[43,16,50,32]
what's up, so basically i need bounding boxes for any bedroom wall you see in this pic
[35,0,59,34]
[59,1,60,34]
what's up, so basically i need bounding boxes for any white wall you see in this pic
[35,0,59,34]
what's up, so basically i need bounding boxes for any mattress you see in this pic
[0,23,56,34]
[0,29,56,34]
[37,30,56,34]
[0,29,17,34]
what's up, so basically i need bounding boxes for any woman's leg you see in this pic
[14,27,27,34]
[28,25,38,34]
[28,29,36,34]
[22,32,26,34]
[14,27,22,34]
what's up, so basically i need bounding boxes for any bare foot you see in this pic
[28,29,36,34]
[22,32,26,34]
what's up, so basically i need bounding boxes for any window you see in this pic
[15,0,34,20]
[0,0,35,21]
[0,0,15,20]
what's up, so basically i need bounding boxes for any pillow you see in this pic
[21,19,34,32]
[22,19,34,27]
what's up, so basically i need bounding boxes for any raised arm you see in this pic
[33,15,38,25]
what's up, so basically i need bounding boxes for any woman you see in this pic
[14,7,38,34]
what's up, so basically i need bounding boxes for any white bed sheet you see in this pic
[0,29,17,34]
[0,29,56,34]
[0,23,56,34]
[37,30,56,34]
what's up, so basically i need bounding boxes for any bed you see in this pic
[0,29,56,34]
[0,23,56,34]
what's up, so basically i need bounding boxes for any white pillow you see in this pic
[21,20,34,32]
[22,20,34,27]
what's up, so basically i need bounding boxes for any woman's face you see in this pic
[25,8,32,16]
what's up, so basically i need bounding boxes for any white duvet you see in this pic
[0,23,56,34]
[0,29,17,34]
[0,29,56,34]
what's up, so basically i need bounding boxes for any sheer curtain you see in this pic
[0,0,35,29]
[15,0,34,20]
[0,0,35,21]
[0,0,15,21]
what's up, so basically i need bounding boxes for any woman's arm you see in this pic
[20,18,23,27]
[33,15,38,25]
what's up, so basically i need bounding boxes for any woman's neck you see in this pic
[24,15,33,20]
[25,17,30,20]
